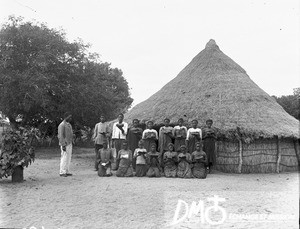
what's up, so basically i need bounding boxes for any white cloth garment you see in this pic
[59,144,72,174]
[111,121,128,139]
[186,128,202,140]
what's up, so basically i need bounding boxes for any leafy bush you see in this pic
[0,127,35,178]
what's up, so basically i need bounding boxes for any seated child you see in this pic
[97,142,114,177]
[146,143,162,177]
[177,145,192,178]
[116,141,134,177]
[191,142,208,179]
[133,140,148,177]
[163,143,178,178]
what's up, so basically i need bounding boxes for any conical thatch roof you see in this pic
[125,39,299,139]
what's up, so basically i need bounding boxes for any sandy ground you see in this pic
[0,147,299,229]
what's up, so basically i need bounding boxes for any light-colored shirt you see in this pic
[117,149,132,167]
[93,122,110,144]
[142,129,158,139]
[112,121,128,139]
[133,148,147,164]
[57,121,73,146]
[186,128,202,140]
[173,125,188,138]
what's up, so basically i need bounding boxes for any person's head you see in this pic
[192,120,198,128]
[180,145,187,154]
[150,143,156,152]
[103,141,108,149]
[64,112,72,122]
[178,118,183,126]
[100,115,105,123]
[122,140,128,150]
[196,142,202,151]
[168,143,174,152]
[138,140,144,148]
[118,113,124,123]
[133,119,139,128]
[206,119,213,128]
[147,121,153,129]
[164,118,170,127]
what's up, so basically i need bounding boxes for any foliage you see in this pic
[273,88,300,120]
[0,16,133,130]
[0,127,36,178]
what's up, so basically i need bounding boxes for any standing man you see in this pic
[58,112,73,177]
[112,113,128,157]
[92,115,110,171]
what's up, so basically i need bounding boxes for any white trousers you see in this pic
[59,144,72,174]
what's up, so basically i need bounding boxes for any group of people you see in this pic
[57,112,217,179]
[93,113,217,179]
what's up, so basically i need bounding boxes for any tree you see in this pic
[273,88,300,120]
[0,16,133,131]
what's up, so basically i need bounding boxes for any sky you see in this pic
[0,0,299,107]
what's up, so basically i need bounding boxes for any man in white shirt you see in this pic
[92,115,110,171]
[112,113,128,156]
[57,112,73,177]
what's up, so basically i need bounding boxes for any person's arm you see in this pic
[183,127,188,138]
[169,127,174,138]
[92,124,98,141]
[97,149,102,164]
[191,153,195,163]
[199,129,202,140]
[159,127,163,136]
[58,123,67,148]
[142,150,147,159]
[109,150,114,164]
[204,153,208,165]
[116,150,121,169]
[128,150,133,163]
[123,123,128,136]
[133,149,138,158]
[172,127,177,138]
[154,130,158,140]
[105,124,110,136]
[195,129,201,140]
[112,123,116,139]
[186,129,190,141]
[136,128,143,136]
[142,130,147,139]
[186,153,192,163]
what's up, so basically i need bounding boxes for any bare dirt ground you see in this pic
[0,147,299,229]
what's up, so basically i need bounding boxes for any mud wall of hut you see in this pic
[215,138,299,173]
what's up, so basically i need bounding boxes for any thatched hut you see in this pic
[125,39,300,173]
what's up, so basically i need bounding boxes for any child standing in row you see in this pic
[158,118,174,155]
[186,120,202,154]
[142,121,158,152]
[173,118,187,152]
[133,140,148,177]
